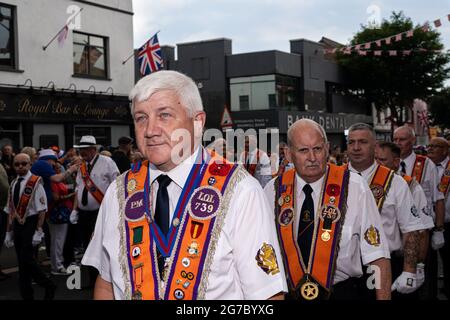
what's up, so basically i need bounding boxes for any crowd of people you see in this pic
[0,70,449,301]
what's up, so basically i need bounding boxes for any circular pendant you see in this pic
[300,280,319,300]
[321,231,331,242]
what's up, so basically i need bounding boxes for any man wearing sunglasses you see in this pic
[3,153,56,300]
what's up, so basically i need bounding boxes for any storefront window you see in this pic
[73,32,108,78]
[74,126,111,147]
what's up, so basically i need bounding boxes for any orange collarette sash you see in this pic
[369,165,395,211]
[122,151,238,300]
[9,175,41,224]
[438,161,450,197]
[412,155,427,184]
[275,165,349,298]
[80,161,104,204]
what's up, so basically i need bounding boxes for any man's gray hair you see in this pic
[347,122,376,139]
[287,119,328,147]
[394,125,416,138]
[129,70,203,118]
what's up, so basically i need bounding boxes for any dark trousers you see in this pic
[13,215,54,300]
[0,210,7,257]
[78,209,99,287]
[439,222,450,298]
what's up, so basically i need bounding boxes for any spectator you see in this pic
[1,144,16,183]
[111,136,133,173]
[0,163,10,280]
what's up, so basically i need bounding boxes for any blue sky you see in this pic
[132,0,450,54]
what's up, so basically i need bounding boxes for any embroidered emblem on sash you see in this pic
[127,179,137,193]
[300,280,319,300]
[364,225,381,247]
[255,242,280,275]
[326,184,340,196]
[188,186,222,220]
[278,208,294,226]
[190,221,204,239]
[370,184,384,201]
[125,191,146,221]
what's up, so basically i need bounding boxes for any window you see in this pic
[239,95,249,110]
[73,32,108,78]
[39,135,59,149]
[0,3,16,69]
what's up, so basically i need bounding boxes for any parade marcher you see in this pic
[82,70,287,300]
[3,153,56,300]
[273,141,294,177]
[264,119,391,300]
[346,123,425,297]
[71,135,119,287]
[426,137,450,298]
[240,135,272,188]
[393,126,446,300]
[375,141,434,290]
[112,136,134,174]
[1,144,16,183]
[48,162,75,275]
[0,163,10,280]
[20,147,37,164]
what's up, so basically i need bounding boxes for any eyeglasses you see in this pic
[14,161,29,167]
[427,144,446,149]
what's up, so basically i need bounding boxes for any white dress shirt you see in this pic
[436,156,450,222]
[82,147,288,299]
[75,154,120,211]
[409,179,435,230]
[349,162,425,252]
[5,171,47,217]
[264,170,390,285]
[399,152,444,221]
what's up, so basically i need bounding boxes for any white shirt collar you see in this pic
[295,172,325,198]
[150,146,202,189]
[17,171,32,180]
[348,161,377,180]
[439,156,449,168]
[402,151,416,166]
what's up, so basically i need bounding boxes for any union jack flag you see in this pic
[138,34,163,76]
[417,110,429,129]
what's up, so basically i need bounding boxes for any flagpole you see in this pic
[42,8,84,51]
[122,30,160,65]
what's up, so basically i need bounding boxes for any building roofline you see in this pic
[176,37,233,47]
[229,49,301,57]
[289,38,325,47]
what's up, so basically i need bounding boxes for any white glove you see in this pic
[431,230,445,250]
[70,210,79,224]
[391,271,417,294]
[416,263,425,289]
[32,229,44,247]
[4,231,14,248]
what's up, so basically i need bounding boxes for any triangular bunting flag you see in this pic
[406,30,414,38]
[434,19,442,28]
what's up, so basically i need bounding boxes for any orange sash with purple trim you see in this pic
[275,164,349,298]
[80,161,104,204]
[9,175,41,224]
[369,165,395,211]
[438,160,450,197]
[122,151,238,300]
[412,155,427,183]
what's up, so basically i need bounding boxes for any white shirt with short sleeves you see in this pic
[436,156,450,222]
[82,147,288,300]
[349,162,425,253]
[409,179,435,230]
[399,152,445,221]
[5,171,47,217]
[240,149,272,188]
[264,170,390,285]
[75,154,120,211]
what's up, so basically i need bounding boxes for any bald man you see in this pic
[394,126,446,299]
[427,137,450,299]
[264,119,391,300]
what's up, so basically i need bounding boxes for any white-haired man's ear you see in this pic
[193,112,206,140]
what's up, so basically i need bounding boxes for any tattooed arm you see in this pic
[403,231,420,272]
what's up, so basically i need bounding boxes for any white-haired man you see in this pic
[347,123,426,298]
[394,126,445,299]
[264,119,391,300]
[82,70,287,300]
[240,135,273,188]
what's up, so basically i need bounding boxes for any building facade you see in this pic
[0,0,134,151]
[151,37,373,149]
